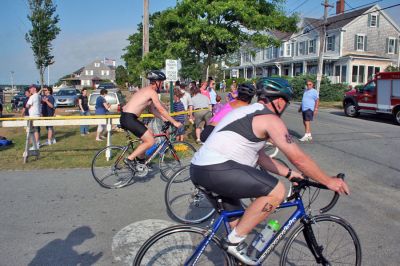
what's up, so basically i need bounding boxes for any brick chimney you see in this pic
[336,0,345,15]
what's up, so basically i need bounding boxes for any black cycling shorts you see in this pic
[120,112,148,138]
[190,161,278,211]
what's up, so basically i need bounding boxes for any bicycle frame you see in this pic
[186,197,308,266]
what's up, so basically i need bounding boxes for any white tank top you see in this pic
[191,103,274,167]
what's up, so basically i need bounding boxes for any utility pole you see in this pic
[142,0,149,88]
[316,0,333,92]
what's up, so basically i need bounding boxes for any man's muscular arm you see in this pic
[150,91,182,128]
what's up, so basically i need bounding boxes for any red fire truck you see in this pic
[343,72,400,125]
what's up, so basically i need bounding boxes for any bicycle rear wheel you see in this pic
[133,225,234,266]
[91,145,134,189]
[165,166,215,224]
[280,214,361,266]
[159,141,196,181]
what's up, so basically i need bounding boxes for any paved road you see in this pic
[0,104,399,265]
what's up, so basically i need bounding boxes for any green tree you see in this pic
[25,0,60,89]
[115,65,129,88]
[385,65,400,72]
[123,1,297,83]
[158,0,297,78]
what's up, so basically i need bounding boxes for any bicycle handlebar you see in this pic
[287,173,344,211]
[161,121,180,136]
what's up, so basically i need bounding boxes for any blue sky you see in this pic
[1,0,399,85]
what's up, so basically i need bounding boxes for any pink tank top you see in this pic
[209,103,233,123]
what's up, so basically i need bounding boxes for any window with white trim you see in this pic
[286,43,291,56]
[356,35,365,51]
[299,41,305,55]
[370,15,377,27]
[388,37,396,54]
[326,35,335,51]
[94,62,100,67]
[308,39,315,53]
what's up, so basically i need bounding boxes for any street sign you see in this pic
[165,59,178,81]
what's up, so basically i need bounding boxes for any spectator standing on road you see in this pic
[189,86,212,144]
[21,87,31,117]
[26,85,41,148]
[78,88,90,136]
[41,86,56,145]
[220,79,226,92]
[173,89,186,141]
[299,80,319,142]
[95,89,111,141]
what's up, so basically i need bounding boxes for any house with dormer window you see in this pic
[61,59,116,89]
[233,2,400,86]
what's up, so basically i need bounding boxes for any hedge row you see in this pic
[223,74,347,101]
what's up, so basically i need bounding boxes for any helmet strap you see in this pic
[270,101,282,116]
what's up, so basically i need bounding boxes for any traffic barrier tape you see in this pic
[0,108,210,122]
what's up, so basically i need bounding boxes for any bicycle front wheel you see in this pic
[159,141,196,181]
[91,145,134,189]
[280,214,362,266]
[165,166,215,224]
[133,225,234,266]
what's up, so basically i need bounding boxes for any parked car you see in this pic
[88,90,125,113]
[97,83,117,90]
[54,88,80,107]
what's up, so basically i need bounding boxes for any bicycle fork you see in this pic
[302,217,331,266]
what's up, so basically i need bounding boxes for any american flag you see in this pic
[103,58,115,67]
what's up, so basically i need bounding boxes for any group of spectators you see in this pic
[170,77,319,144]
[21,85,56,149]
[171,77,240,144]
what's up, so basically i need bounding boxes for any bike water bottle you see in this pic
[145,143,159,157]
[248,220,281,257]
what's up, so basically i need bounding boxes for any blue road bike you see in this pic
[133,174,361,265]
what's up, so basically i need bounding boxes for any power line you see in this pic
[286,3,400,42]
[289,0,309,14]
[345,1,354,10]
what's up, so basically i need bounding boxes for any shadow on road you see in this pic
[329,111,397,126]
[28,226,102,266]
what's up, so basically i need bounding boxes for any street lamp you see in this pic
[10,71,15,90]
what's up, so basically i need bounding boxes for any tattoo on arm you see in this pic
[262,202,274,212]
[285,134,294,144]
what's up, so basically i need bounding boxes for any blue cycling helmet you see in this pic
[256,77,293,102]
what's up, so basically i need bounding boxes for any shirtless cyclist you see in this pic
[120,70,182,168]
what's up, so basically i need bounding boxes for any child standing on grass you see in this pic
[173,89,186,141]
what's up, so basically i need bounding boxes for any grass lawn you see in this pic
[0,124,199,171]
[318,101,342,109]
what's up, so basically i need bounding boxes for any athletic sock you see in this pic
[228,228,247,244]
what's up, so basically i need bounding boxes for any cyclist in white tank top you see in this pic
[190,79,350,264]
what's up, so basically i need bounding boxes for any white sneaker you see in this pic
[52,138,56,144]
[222,239,257,265]
[299,135,312,142]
